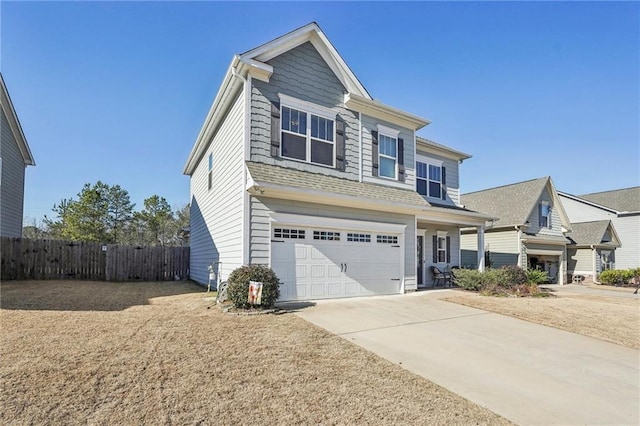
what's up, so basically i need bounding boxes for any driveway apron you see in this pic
[291,291,640,425]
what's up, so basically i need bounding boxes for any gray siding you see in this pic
[0,108,26,237]
[416,150,460,206]
[249,196,417,291]
[560,195,616,222]
[250,42,360,180]
[527,188,564,237]
[361,114,415,189]
[612,215,640,269]
[567,248,594,275]
[189,92,245,284]
[461,229,519,268]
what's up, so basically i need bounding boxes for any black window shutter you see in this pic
[335,118,346,171]
[441,166,447,199]
[432,235,438,263]
[270,102,281,157]
[371,130,379,177]
[397,138,405,182]
[446,236,451,263]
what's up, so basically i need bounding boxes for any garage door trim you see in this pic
[269,212,407,234]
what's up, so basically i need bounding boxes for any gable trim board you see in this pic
[0,74,35,166]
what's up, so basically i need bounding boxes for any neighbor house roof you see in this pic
[566,220,620,248]
[416,136,471,162]
[0,73,35,166]
[461,176,572,231]
[579,187,640,213]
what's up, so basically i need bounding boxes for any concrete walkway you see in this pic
[289,291,640,425]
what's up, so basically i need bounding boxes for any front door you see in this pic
[417,235,424,286]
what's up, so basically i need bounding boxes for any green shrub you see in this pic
[526,268,549,284]
[226,264,281,309]
[599,269,635,285]
[452,269,484,291]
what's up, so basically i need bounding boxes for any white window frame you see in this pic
[279,94,336,168]
[540,201,551,228]
[416,157,443,199]
[378,130,398,179]
[207,153,213,191]
[436,231,448,264]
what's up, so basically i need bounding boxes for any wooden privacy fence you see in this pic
[1,237,190,282]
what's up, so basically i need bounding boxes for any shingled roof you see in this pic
[246,161,429,207]
[579,187,640,213]
[566,220,620,247]
[461,177,551,227]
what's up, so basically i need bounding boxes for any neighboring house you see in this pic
[183,23,491,301]
[559,188,639,270]
[1,74,35,237]
[460,177,572,284]
[566,220,621,280]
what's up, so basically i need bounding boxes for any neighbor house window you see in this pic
[539,202,551,228]
[378,134,397,179]
[416,161,445,199]
[437,231,447,263]
[208,153,213,190]
[281,105,335,167]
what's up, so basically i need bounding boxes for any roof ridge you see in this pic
[580,186,640,197]
[463,176,549,196]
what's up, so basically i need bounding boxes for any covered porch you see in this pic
[416,205,491,289]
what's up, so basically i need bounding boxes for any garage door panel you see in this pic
[272,226,403,302]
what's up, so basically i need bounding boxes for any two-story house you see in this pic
[1,73,36,237]
[183,23,490,301]
[559,188,639,270]
[460,177,572,284]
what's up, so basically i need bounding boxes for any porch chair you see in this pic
[430,266,452,288]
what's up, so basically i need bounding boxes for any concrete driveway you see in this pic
[290,290,640,425]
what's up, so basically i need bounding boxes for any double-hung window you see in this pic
[539,202,551,228]
[378,134,397,179]
[437,232,447,263]
[281,99,335,167]
[416,161,445,199]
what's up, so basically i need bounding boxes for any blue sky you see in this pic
[2,1,638,223]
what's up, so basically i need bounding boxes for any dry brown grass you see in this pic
[443,289,640,349]
[1,280,509,425]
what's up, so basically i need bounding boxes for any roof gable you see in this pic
[462,177,572,230]
[566,220,621,247]
[240,22,371,100]
[0,74,35,166]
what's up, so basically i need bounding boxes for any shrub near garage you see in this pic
[226,264,281,309]
[454,266,546,297]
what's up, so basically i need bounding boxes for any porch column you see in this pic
[477,225,485,272]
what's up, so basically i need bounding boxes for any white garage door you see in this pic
[271,225,403,301]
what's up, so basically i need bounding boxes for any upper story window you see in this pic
[539,201,551,228]
[281,105,335,167]
[416,161,445,199]
[378,134,397,179]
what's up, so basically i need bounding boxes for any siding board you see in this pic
[1,109,26,237]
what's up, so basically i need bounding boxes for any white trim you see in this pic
[345,92,429,130]
[358,111,363,182]
[377,124,400,138]
[527,249,564,256]
[279,93,335,120]
[0,75,35,166]
[269,212,407,234]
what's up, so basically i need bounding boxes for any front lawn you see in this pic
[0,280,509,425]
